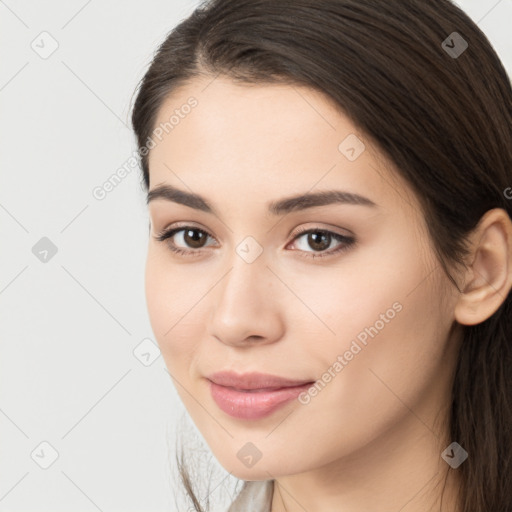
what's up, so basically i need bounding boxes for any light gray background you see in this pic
[1,1,511,511]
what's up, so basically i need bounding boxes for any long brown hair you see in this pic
[131,1,512,510]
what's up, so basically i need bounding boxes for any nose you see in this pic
[208,249,285,348]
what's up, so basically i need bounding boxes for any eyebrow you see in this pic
[146,183,378,215]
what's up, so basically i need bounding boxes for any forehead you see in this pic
[147,76,419,216]
[150,76,353,160]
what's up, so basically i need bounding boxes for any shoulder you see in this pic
[227,479,274,512]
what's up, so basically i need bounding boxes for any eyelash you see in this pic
[154,225,356,260]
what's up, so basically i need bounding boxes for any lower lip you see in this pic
[208,380,313,420]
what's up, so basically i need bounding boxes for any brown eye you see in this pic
[305,232,331,252]
[155,226,216,255]
[290,228,356,259]
[181,228,208,249]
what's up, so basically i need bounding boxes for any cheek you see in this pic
[312,299,446,461]
[295,237,446,408]
[144,250,202,372]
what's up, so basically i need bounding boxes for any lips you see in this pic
[206,370,314,390]
[206,371,315,420]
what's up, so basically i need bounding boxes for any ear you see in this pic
[454,208,512,326]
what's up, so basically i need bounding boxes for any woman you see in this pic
[131,0,512,510]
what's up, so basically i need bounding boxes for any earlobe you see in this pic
[454,208,512,326]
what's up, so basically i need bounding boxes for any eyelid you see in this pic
[155,221,216,239]
[289,224,354,239]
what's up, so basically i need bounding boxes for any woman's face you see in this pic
[145,76,462,480]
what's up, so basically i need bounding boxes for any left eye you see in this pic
[154,226,356,259]
[288,229,355,259]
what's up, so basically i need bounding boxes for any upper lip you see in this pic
[206,371,314,390]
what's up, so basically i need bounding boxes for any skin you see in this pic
[144,76,512,512]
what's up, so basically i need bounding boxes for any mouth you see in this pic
[223,386,303,392]
[206,370,314,390]
[206,372,315,420]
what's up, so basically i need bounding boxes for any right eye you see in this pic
[154,226,218,256]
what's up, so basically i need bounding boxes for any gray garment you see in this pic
[227,480,274,512]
